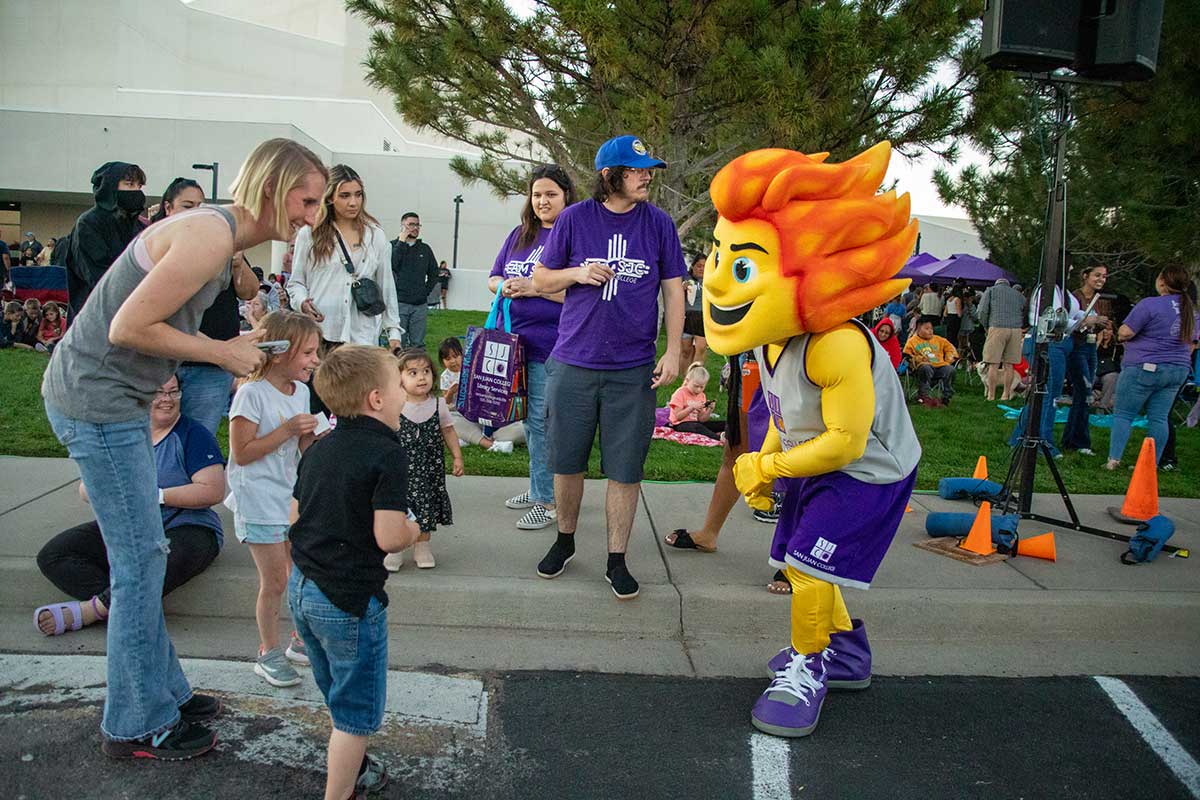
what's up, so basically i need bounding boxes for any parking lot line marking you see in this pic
[750,733,792,800]
[1095,676,1200,799]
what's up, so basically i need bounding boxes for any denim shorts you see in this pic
[288,569,388,736]
[234,517,290,545]
[544,358,656,483]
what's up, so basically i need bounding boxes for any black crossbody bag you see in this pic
[335,230,386,316]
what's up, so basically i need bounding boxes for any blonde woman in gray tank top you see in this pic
[39,138,328,761]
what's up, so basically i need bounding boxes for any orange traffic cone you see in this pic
[1108,438,1160,524]
[972,456,988,480]
[906,503,913,512]
[959,501,996,555]
[1016,531,1056,561]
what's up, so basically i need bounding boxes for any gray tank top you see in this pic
[42,206,236,422]
[754,319,921,484]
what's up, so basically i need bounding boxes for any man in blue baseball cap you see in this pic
[531,134,686,600]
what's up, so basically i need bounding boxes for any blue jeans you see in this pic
[288,569,389,736]
[178,364,233,435]
[45,403,192,741]
[1008,337,1069,457]
[1062,340,1097,451]
[1107,363,1190,464]
[524,359,553,504]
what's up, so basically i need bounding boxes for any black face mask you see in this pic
[116,190,146,213]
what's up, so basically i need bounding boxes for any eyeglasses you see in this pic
[154,389,182,399]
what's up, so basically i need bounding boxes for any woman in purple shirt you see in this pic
[1105,264,1198,469]
[488,164,576,530]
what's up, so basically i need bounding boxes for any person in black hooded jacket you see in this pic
[65,161,148,316]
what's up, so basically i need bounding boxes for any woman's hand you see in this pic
[451,455,465,477]
[501,276,539,298]
[216,330,267,377]
[300,299,324,322]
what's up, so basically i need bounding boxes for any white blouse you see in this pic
[287,222,401,346]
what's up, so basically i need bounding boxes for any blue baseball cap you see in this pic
[594,135,667,170]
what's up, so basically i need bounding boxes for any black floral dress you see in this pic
[396,402,453,534]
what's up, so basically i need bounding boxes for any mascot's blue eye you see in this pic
[732,256,757,283]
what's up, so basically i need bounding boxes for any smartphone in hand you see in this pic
[256,340,291,355]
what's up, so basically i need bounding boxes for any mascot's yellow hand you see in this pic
[734,452,776,510]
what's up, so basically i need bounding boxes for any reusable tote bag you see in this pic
[456,292,527,426]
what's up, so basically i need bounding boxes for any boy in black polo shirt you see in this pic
[288,345,419,800]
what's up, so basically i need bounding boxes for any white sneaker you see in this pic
[505,492,535,510]
[383,551,403,571]
[488,440,514,454]
[516,505,557,530]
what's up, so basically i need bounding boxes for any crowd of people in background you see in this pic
[867,264,1199,472]
[5,132,1196,799]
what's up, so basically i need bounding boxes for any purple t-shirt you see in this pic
[489,226,562,363]
[1121,294,1198,367]
[540,199,686,369]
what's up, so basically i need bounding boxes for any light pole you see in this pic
[452,194,463,270]
[192,162,218,203]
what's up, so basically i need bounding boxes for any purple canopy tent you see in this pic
[895,252,942,284]
[923,253,1016,287]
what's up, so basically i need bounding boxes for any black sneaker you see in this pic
[179,693,222,724]
[605,564,640,600]
[942,396,952,407]
[536,540,574,579]
[101,719,217,761]
[753,506,780,524]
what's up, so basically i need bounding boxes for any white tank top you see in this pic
[755,319,921,484]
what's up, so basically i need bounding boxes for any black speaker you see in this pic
[981,0,1081,72]
[1075,0,1163,81]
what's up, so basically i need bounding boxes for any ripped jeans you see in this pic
[45,404,194,742]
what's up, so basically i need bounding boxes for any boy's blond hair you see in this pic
[229,138,328,238]
[314,345,398,417]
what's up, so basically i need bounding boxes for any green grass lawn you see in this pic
[4,310,1197,497]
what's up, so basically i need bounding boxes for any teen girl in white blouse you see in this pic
[287,164,402,350]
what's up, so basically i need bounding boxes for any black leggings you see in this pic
[671,420,727,440]
[37,521,220,608]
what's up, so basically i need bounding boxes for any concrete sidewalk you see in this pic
[1,456,1197,677]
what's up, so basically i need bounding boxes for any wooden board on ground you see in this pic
[913,537,1008,566]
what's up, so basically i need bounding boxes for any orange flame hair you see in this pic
[709,142,917,333]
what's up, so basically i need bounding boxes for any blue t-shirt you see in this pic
[489,225,563,364]
[156,415,226,546]
[540,199,686,369]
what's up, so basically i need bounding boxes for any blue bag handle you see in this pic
[484,289,513,333]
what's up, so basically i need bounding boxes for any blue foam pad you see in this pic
[937,478,1005,502]
[926,512,1020,551]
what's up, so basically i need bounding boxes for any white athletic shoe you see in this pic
[383,551,403,571]
[488,441,514,454]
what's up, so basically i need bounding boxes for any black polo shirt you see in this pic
[291,415,409,617]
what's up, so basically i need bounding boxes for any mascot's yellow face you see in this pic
[702,143,918,356]
[705,217,795,351]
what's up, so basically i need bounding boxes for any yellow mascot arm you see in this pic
[733,419,783,510]
[742,325,875,486]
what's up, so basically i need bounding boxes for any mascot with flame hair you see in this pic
[703,143,922,738]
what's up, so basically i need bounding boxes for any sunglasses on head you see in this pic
[532,164,569,181]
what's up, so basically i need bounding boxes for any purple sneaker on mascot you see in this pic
[751,650,828,737]
[767,619,872,690]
